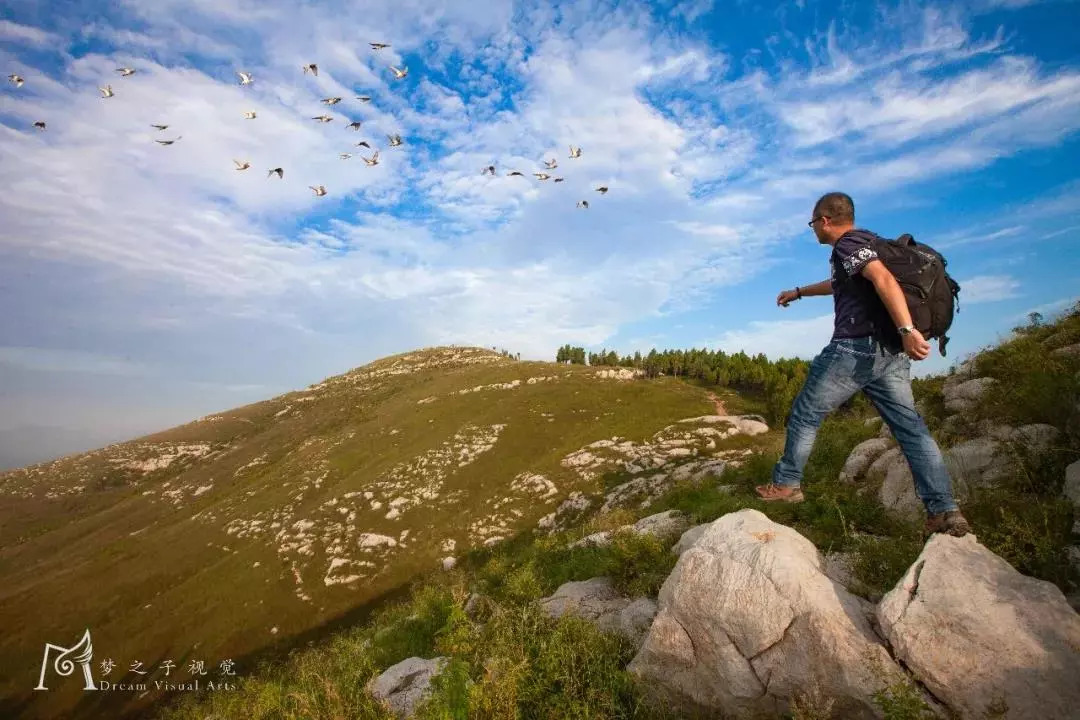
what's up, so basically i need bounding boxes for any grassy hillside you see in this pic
[144,306,1078,720]
[0,346,736,720]
[5,303,1078,720]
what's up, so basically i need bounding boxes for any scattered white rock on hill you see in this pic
[572,509,691,548]
[540,577,657,646]
[366,656,448,718]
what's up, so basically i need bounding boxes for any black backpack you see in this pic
[870,233,961,356]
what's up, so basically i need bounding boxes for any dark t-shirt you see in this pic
[829,229,892,341]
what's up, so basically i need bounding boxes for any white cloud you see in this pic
[710,314,835,361]
[2,0,1080,457]
[0,20,60,47]
[956,275,1021,303]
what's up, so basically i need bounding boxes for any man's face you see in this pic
[809,212,829,244]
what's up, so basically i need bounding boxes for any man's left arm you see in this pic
[861,259,931,360]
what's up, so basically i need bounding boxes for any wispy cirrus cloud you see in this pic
[955,274,1022,303]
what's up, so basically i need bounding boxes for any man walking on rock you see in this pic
[755,192,970,537]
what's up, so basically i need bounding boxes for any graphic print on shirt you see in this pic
[841,246,877,275]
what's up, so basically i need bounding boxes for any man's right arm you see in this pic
[777,279,831,307]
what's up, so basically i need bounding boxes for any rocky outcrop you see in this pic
[943,376,996,414]
[878,534,1080,720]
[539,577,657,646]
[571,510,691,548]
[878,425,1061,519]
[629,510,903,719]
[675,414,770,436]
[366,656,448,718]
[537,491,594,532]
[599,472,673,513]
[1050,342,1080,358]
[839,438,892,483]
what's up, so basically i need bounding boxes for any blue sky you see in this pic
[1,0,1078,469]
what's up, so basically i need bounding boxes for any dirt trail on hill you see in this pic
[706,391,727,415]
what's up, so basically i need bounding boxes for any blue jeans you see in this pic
[772,336,958,515]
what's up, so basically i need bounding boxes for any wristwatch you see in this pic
[897,325,915,336]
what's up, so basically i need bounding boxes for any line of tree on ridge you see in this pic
[555,344,811,426]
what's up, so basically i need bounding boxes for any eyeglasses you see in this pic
[808,215,829,228]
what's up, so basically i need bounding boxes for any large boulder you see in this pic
[943,376,996,414]
[628,509,903,718]
[366,656,448,718]
[539,576,657,646]
[878,534,1080,719]
[840,438,893,483]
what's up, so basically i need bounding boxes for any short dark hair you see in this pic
[813,192,854,223]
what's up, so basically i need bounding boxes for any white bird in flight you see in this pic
[234,159,251,170]
[99,85,114,98]
[355,140,371,148]
[481,165,496,176]
[268,167,284,179]
[577,200,589,209]
[8,74,23,87]
[116,67,135,77]
[303,63,318,76]
[533,172,551,181]
[244,111,257,119]
[569,145,582,158]
[387,133,403,147]
[362,151,379,166]
[370,42,390,50]
[356,95,372,103]
[339,153,352,160]
[151,124,168,131]
[507,170,524,177]
[346,121,363,131]
[553,177,564,183]
[312,114,333,123]
[310,185,327,196]
[155,136,182,146]
[544,158,558,169]
[389,65,408,80]
[322,96,342,105]
[237,71,253,85]
[596,186,609,194]
[33,120,46,130]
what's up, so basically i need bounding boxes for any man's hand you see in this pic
[776,289,799,307]
[902,328,931,361]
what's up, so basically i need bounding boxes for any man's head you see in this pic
[809,191,855,245]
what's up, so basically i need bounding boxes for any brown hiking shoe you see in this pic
[755,483,805,503]
[925,510,971,537]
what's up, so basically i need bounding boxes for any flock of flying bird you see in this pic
[8,41,609,208]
